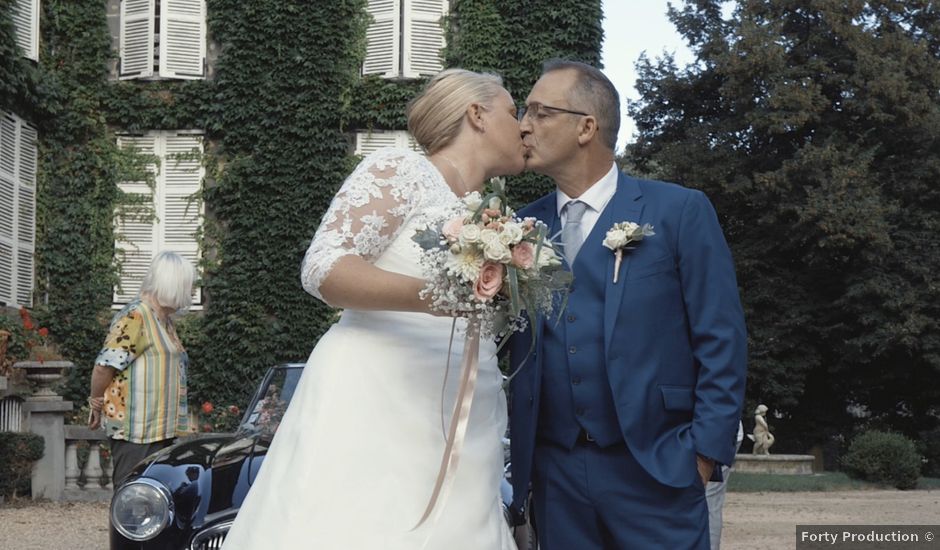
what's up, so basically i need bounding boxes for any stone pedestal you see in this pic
[14,360,75,500]
[22,399,74,499]
[733,453,815,475]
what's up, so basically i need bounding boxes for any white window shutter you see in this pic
[114,135,158,303]
[355,130,423,157]
[11,0,40,61]
[114,132,203,306]
[0,114,18,305]
[405,132,422,153]
[159,0,206,79]
[363,0,401,77]
[0,113,37,307]
[14,122,36,307]
[355,131,400,157]
[403,0,446,78]
[120,0,155,79]
[160,133,203,304]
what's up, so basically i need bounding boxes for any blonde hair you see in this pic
[139,251,196,311]
[407,69,505,155]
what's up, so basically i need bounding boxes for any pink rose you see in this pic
[474,261,504,302]
[443,216,464,240]
[511,242,535,270]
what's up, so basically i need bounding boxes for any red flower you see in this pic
[201,424,213,432]
[18,307,29,320]
[38,327,49,337]
[201,402,214,414]
[23,319,34,331]
[228,405,240,415]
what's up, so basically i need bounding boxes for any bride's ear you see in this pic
[466,103,486,133]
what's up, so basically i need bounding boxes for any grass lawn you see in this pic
[728,472,940,492]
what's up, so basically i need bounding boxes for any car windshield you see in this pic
[238,366,303,437]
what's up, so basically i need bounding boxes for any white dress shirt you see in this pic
[556,162,619,242]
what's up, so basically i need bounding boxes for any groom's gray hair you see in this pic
[542,59,620,151]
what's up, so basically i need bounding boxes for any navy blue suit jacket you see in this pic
[508,170,747,516]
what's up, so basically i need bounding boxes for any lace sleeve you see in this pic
[301,149,423,302]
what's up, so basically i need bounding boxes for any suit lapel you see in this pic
[602,173,644,356]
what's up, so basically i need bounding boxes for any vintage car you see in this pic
[108,363,526,550]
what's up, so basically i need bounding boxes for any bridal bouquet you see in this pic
[413,178,571,341]
[411,178,570,531]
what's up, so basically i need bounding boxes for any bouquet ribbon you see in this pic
[413,320,481,533]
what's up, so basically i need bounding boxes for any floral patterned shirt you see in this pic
[98,300,189,443]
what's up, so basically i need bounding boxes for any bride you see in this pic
[221,69,525,549]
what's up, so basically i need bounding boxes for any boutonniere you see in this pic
[602,221,655,283]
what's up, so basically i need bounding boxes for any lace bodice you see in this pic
[301,148,459,303]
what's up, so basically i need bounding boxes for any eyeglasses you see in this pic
[517,102,591,122]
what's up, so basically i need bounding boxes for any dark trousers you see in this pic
[109,438,175,488]
[532,437,709,550]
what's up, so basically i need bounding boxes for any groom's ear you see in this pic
[466,103,486,132]
[576,116,599,146]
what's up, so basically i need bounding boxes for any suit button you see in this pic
[572,376,581,385]
[566,315,576,323]
[568,346,577,354]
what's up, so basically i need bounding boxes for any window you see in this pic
[119,0,206,80]
[10,0,39,61]
[363,0,447,79]
[354,130,422,157]
[114,131,203,306]
[0,112,37,308]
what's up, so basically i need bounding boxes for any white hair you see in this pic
[139,251,196,311]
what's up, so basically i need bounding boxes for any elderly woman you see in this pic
[88,251,196,487]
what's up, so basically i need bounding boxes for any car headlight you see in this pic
[111,478,174,541]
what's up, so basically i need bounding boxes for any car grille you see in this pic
[190,520,233,550]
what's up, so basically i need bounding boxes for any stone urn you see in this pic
[12,360,74,401]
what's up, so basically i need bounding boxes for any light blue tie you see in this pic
[562,200,588,265]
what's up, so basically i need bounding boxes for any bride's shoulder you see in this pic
[356,147,428,174]
[352,147,445,195]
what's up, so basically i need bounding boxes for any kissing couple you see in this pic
[222,60,747,550]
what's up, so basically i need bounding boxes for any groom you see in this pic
[508,59,747,549]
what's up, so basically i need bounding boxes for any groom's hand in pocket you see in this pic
[696,454,715,487]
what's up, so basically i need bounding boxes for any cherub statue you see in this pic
[748,404,775,455]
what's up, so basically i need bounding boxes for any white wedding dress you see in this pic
[222,148,516,550]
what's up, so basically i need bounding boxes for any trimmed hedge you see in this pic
[0,431,44,498]
[841,431,922,490]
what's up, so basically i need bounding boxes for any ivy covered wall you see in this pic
[1,0,604,408]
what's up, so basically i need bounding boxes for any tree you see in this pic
[628,0,940,451]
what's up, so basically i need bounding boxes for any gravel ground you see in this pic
[1,490,938,550]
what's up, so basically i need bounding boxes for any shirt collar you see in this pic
[556,163,619,217]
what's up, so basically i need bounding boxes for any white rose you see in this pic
[620,221,640,233]
[498,222,524,245]
[537,243,562,268]
[483,241,512,263]
[603,229,629,250]
[463,192,483,211]
[459,224,482,244]
[479,228,500,246]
